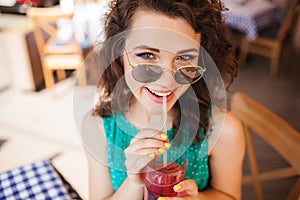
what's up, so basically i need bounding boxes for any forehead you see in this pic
[125,10,201,53]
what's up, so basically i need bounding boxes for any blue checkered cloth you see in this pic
[0,160,75,200]
[222,0,282,40]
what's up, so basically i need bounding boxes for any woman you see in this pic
[81,0,245,199]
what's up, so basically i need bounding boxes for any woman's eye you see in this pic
[177,54,197,61]
[135,52,155,60]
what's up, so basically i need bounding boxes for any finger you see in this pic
[157,197,185,200]
[126,138,171,154]
[125,149,157,173]
[130,129,169,144]
[125,148,158,161]
[126,158,150,174]
[173,179,198,196]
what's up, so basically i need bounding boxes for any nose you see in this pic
[156,63,177,87]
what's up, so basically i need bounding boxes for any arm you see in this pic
[82,112,168,200]
[82,111,113,199]
[86,152,144,200]
[82,111,144,200]
[205,111,245,199]
[161,111,245,200]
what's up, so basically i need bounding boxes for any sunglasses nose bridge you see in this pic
[159,62,176,73]
[158,66,178,84]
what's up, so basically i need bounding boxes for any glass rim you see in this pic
[145,156,188,175]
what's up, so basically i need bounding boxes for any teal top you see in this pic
[102,112,210,191]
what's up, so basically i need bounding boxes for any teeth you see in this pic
[148,88,172,97]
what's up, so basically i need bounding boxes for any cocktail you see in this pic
[144,155,187,200]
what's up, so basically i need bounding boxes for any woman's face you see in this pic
[123,10,201,113]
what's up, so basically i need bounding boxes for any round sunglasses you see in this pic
[125,49,206,85]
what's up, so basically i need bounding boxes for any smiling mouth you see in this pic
[146,87,172,97]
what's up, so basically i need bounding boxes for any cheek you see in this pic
[123,58,131,75]
[176,85,190,97]
[124,67,143,95]
[173,85,190,104]
[123,60,134,88]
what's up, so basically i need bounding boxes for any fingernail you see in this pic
[158,197,165,200]
[173,184,181,191]
[158,148,165,154]
[148,153,155,158]
[164,142,171,149]
[160,133,168,139]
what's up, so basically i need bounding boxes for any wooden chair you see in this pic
[238,0,300,78]
[231,92,300,200]
[26,7,85,91]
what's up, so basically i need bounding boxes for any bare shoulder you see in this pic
[223,111,244,141]
[82,111,114,199]
[208,107,245,199]
[81,110,108,163]
[221,111,244,147]
[82,110,105,136]
[210,107,245,154]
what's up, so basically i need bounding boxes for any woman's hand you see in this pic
[124,129,170,185]
[158,179,199,200]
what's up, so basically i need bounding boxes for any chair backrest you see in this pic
[26,7,82,57]
[230,92,300,200]
[277,0,299,41]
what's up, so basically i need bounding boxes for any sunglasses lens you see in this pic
[132,64,162,83]
[175,67,203,84]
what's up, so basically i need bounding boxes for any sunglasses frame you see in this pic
[124,48,206,85]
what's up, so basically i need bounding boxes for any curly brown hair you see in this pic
[94,0,238,144]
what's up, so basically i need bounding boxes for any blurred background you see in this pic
[0,0,299,199]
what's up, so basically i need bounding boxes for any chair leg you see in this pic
[42,67,55,90]
[270,44,281,78]
[287,177,300,200]
[244,126,263,200]
[238,36,249,68]
[56,70,66,81]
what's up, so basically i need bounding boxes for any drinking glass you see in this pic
[144,154,188,200]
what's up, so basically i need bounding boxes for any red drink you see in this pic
[144,162,186,200]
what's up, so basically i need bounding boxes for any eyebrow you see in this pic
[177,48,199,54]
[133,45,160,53]
[132,45,199,54]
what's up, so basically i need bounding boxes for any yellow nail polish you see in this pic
[148,153,155,158]
[173,184,181,191]
[160,133,168,139]
[158,197,165,200]
[164,142,171,149]
[158,148,165,154]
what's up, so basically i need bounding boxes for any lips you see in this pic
[145,87,175,104]
[147,88,172,97]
